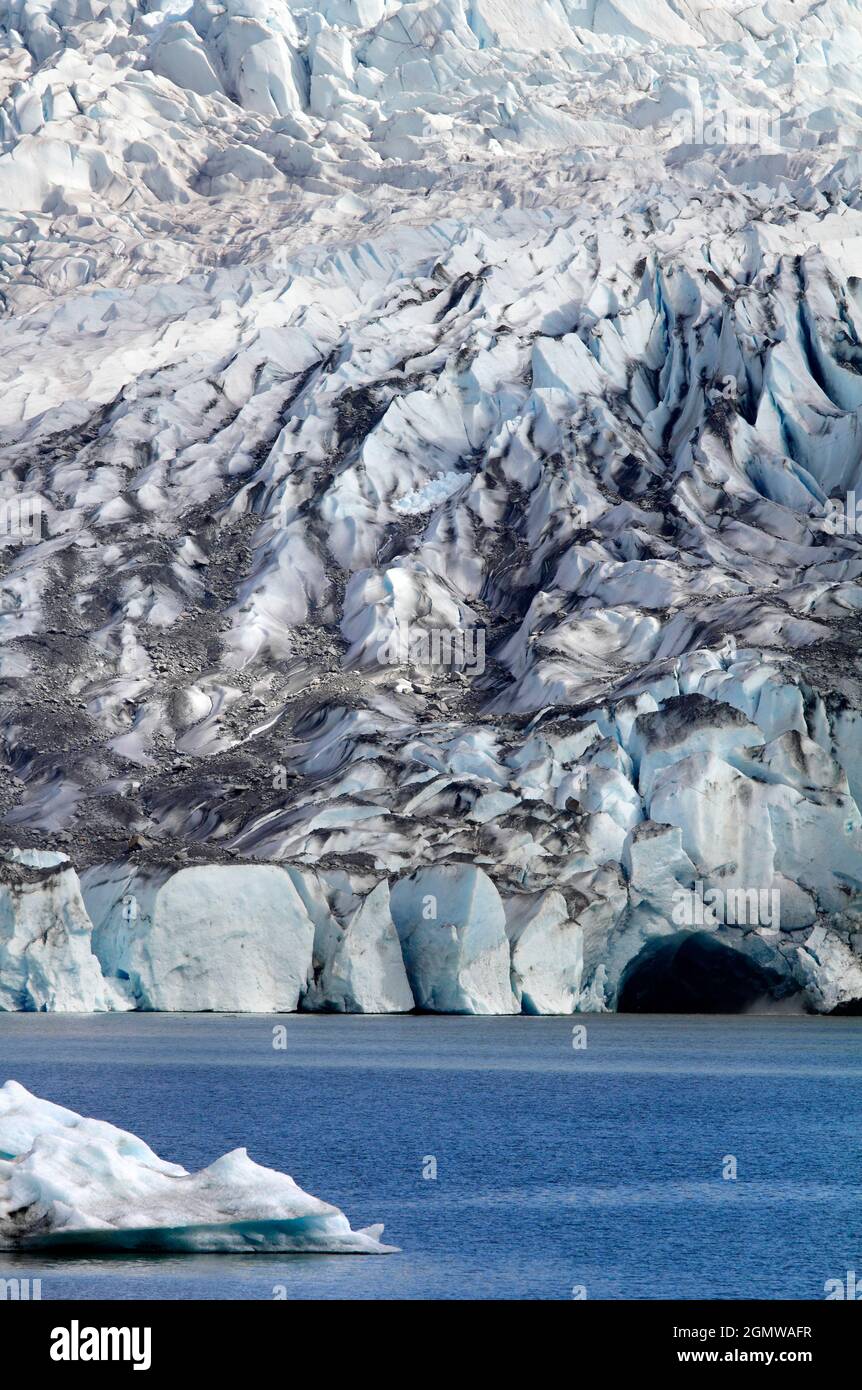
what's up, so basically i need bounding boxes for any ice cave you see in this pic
[616,932,804,1015]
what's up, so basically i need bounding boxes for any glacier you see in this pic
[0,0,861,1013]
[0,1080,396,1251]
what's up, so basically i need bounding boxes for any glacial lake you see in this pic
[1,1013,860,1300]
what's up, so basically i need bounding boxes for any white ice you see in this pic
[0,1081,396,1253]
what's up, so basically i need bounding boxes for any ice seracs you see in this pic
[287,870,415,1014]
[1,820,860,1013]
[0,1081,396,1253]
[504,889,584,1015]
[390,865,518,1014]
[86,863,316,1013]
[0,860,126,1013]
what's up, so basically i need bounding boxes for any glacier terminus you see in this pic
[0,0,861,1016]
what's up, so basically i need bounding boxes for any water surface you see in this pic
[1,1013,859,1299]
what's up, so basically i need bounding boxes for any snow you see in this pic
[0,1081,395,1253]
[392,471,466,515]
[0,0,861,1014]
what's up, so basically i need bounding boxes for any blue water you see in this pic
[1,1013,860,1300]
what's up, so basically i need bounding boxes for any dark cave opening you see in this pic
[616,931,801,1014]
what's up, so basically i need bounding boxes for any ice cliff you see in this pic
[0,1080,395,1251]
[0,0,861,1012]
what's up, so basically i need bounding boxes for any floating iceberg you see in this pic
[0,1082,396,1254]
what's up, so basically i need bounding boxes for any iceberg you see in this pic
[0,1082,396,1254]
